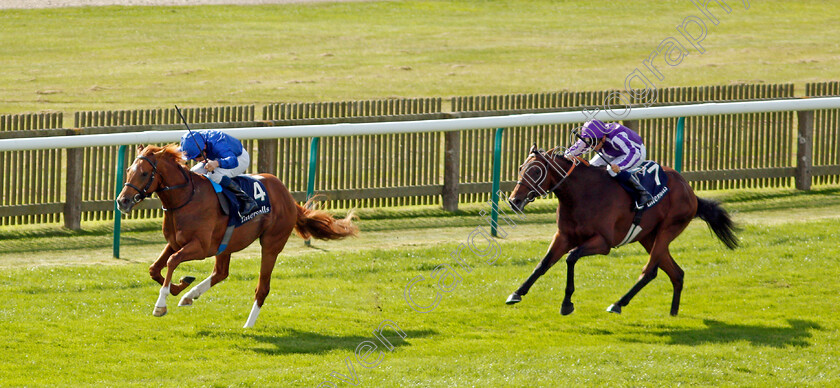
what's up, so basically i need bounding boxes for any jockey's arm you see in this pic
[215,155,238,169]
[564,139,588,158]
[211,141,240,169]
[609,134,641,170]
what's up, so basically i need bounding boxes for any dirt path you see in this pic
[0,0,370,9]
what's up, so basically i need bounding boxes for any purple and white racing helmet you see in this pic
[580,120,610,139]
[571,120,612,149]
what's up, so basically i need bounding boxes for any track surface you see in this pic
[0,0,370,9]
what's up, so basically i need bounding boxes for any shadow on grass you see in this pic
[625,319,821,348]
[196,328,437,355]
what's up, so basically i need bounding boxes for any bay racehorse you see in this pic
[116,144,358,328]
[505,145,738,316]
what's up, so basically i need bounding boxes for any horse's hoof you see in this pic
[181,276,196,285]
[607,304,622,314]
[178,297,194,307]
[561,302,575,315]
[505,292,522,305]
[153,306,167,317]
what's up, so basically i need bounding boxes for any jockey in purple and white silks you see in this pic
[180,129,257,215]
[565,119,653,206]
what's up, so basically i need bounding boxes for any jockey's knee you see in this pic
[206,171,224,184]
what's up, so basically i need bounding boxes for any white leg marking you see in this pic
[180,276,213,306]
[156,284,170,308]
[153,284,170,317]
[243,301,261,328]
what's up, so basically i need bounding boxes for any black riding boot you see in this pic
[220,176,258,215]
[629,174,653,207]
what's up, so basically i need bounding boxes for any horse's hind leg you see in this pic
[608,263,658,314]
[657,250,684,316]
[179,253,232,307]
[608,237,658,314]
[650,227,687,316]
[608,232,684,316]
[243,232,291,328]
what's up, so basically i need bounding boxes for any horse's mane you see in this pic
[140,144,188,167]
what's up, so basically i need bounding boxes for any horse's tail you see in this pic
[695,197,739,250]
[295,201,359,240]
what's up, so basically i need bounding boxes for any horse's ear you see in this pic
[136,144,145,153]
[530,143,538,154]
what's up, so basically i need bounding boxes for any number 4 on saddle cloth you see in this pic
[207,175,272,255]
[616,161,670,211]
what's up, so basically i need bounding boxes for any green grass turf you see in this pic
[0,0,838,116]
[0,187,838,386]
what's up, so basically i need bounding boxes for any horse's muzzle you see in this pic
[508,197,527,213]
[116,195,138,214]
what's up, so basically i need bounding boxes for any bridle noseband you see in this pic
[124,155,195,211]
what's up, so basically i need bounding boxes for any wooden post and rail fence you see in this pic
[1,82,840,234]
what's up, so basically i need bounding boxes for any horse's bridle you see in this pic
[517,150,582,203]
[124,155,195,211]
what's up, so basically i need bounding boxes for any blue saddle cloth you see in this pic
[618,161,669,209]
[208,175,271,227]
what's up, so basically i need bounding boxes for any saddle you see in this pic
[618,161,669,210]
[208,175,271,255]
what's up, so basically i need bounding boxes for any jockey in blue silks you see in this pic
[180,130,258,215]
[564,119,654,206]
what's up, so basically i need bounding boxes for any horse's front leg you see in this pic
[506,231,568,305]
[151,244,197,297]
[561,235,610,315]
[154,240,206,317]
[149,244,175,286]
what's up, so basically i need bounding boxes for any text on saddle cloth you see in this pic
[623,161,670,209]
[208,175,271,227]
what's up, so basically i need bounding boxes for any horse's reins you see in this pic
[538,151,582,194]
[517,150,584,203]
[124,155,196,211]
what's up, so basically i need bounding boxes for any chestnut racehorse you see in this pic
[116,144,358,328]
[505,145,738,316]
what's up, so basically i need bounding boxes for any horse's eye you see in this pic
[141,171,149,177]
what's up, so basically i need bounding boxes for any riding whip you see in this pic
[175,105,208,161]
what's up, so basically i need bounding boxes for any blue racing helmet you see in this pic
[180,131,206,160]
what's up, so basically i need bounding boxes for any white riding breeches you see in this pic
[590,145,647,177]
[190,150,250,184]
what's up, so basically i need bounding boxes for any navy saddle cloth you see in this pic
[618,161,669,209]
[209,175,271,227]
